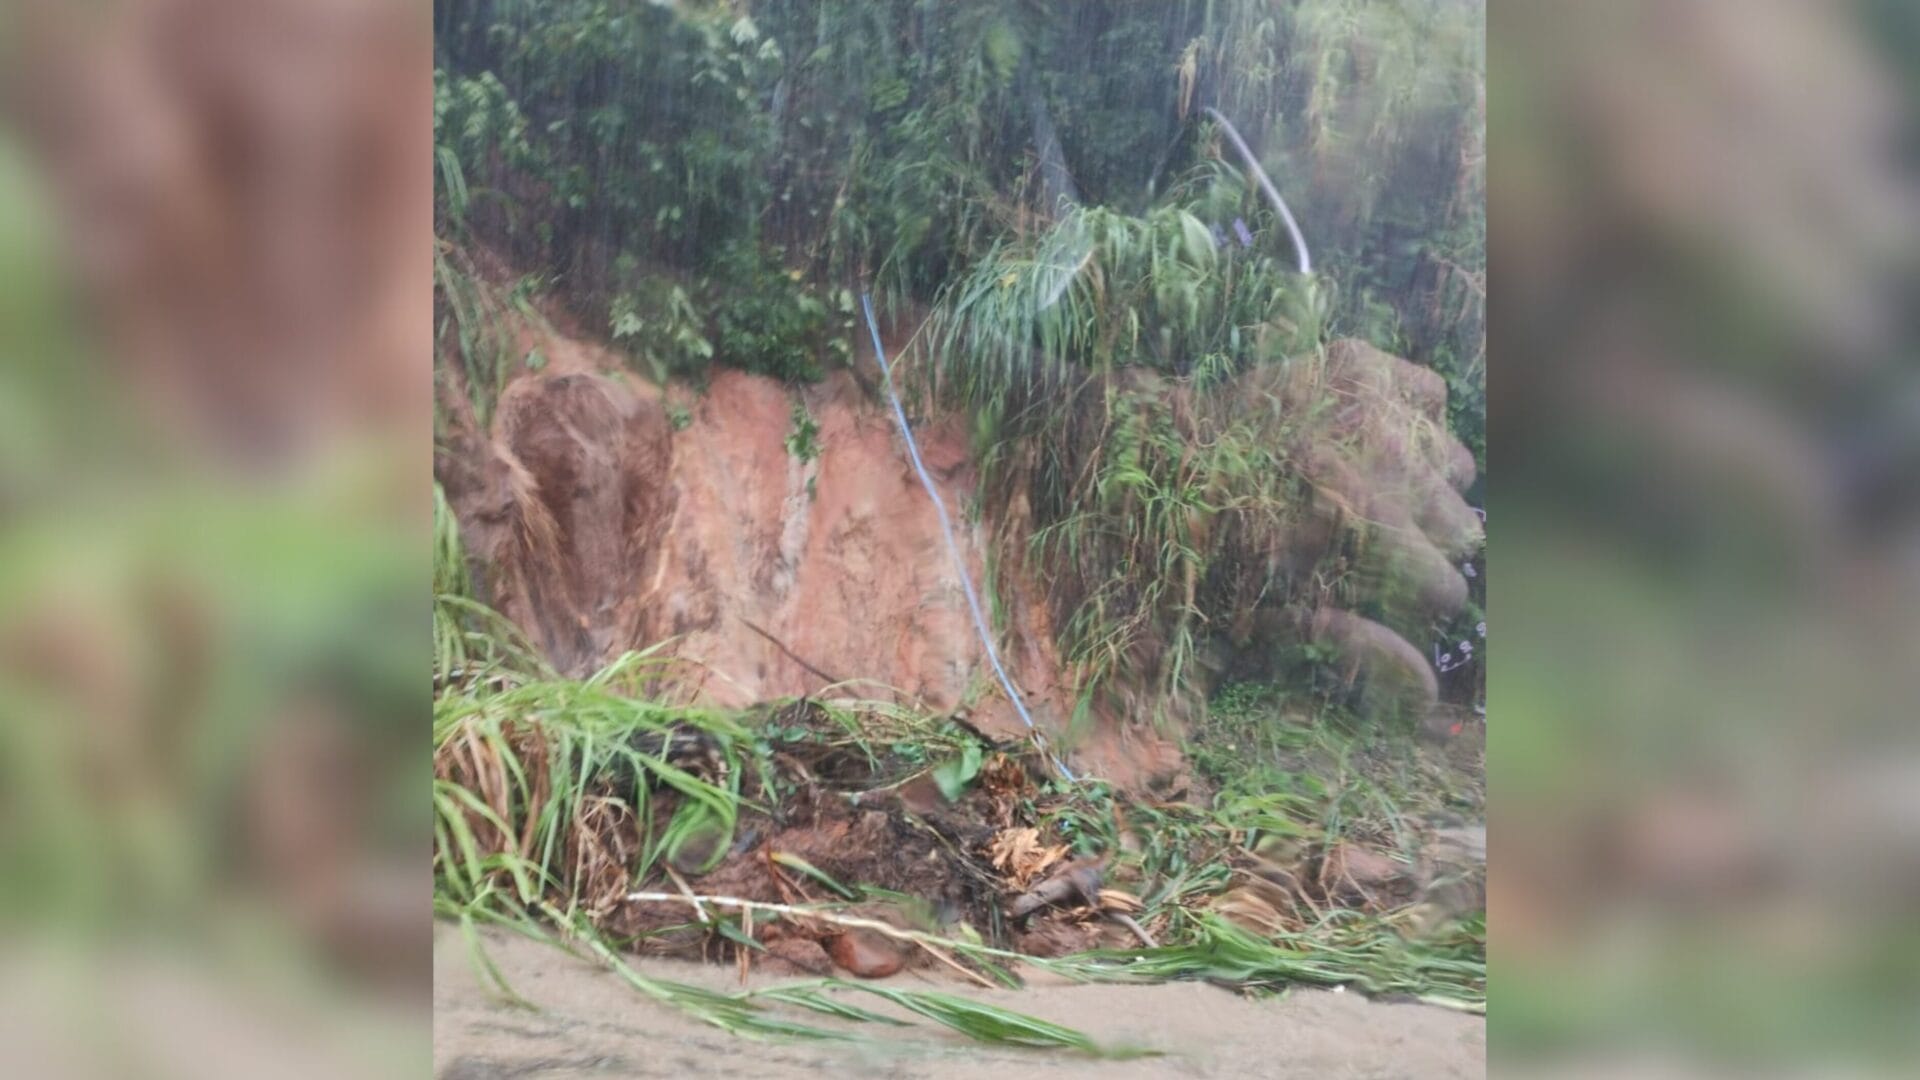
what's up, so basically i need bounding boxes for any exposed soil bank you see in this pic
[438,316,1183,786]
[434,924,1486,1079]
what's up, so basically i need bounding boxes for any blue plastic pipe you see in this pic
[860,294,1075,782]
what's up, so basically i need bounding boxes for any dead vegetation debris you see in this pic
[436,686,1478,996]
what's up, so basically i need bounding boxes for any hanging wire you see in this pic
[860,294,1076,782]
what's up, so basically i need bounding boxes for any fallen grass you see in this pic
[1045,912,1486,1013]
[445,873,1143,1050]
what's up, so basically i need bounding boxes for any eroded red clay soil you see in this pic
[437,315,1182,787]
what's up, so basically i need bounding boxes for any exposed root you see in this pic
[1106,912,1157,948]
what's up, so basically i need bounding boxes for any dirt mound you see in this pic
[430,693,1146,981]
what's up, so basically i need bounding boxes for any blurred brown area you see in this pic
[5,0,430,460]
[1492,0,1920,1072]
[0,0,429,1077]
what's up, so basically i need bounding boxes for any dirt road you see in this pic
[434,925,1484,1079]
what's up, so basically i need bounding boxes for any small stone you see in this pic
[764,935,835,976]
[828,929,904,978]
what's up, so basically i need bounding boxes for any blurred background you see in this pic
[0,1,429,1077]
[0,0,1915,1076]
[1492,0,1920,1073]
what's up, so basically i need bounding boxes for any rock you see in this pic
[1302,608,1440,721]
[1326,842,1404,890]
[827,929,905,978]
[764,935,835,976]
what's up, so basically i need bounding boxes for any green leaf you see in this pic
[771,852,858,901]
[932,742,984,801]
[713,916,766,953]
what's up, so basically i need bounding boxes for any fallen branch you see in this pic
[1009,859,1103,919]
[1106,912,1157,948]
[627,891,1035,974]
[737,616,843,687]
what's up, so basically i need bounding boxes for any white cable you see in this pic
[861,294,1075,782]
[1203,106,1312,274]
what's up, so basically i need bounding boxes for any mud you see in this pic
[434,923,1486,1079]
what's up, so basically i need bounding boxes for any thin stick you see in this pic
[739,905,753,985]
[664,865,707,925]
[627,891,1036,969]
[913,939,997,989]
[737,616,843,687]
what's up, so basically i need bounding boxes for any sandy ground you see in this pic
[434,924,1484,1079]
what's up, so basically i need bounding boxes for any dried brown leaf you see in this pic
[988,826,1069,889]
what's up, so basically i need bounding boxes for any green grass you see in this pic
[1195,679,1483,828]
[434,575,1486,1044]
[913,199,1330,723]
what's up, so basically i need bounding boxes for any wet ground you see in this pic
[434,924,1485,1079]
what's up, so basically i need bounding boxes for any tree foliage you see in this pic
[433,1,1483,447]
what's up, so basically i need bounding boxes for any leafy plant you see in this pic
[783,399,820,463]
[931,740,985,802]
[710,244,831,382]
[610,280,714,381]
[432,1,1482,471]
[918,198,1324,718]
[434,243,518,428]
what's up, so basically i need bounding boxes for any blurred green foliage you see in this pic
[0,126,422,1000]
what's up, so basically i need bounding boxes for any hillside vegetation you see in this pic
[432,0,1486,1046]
